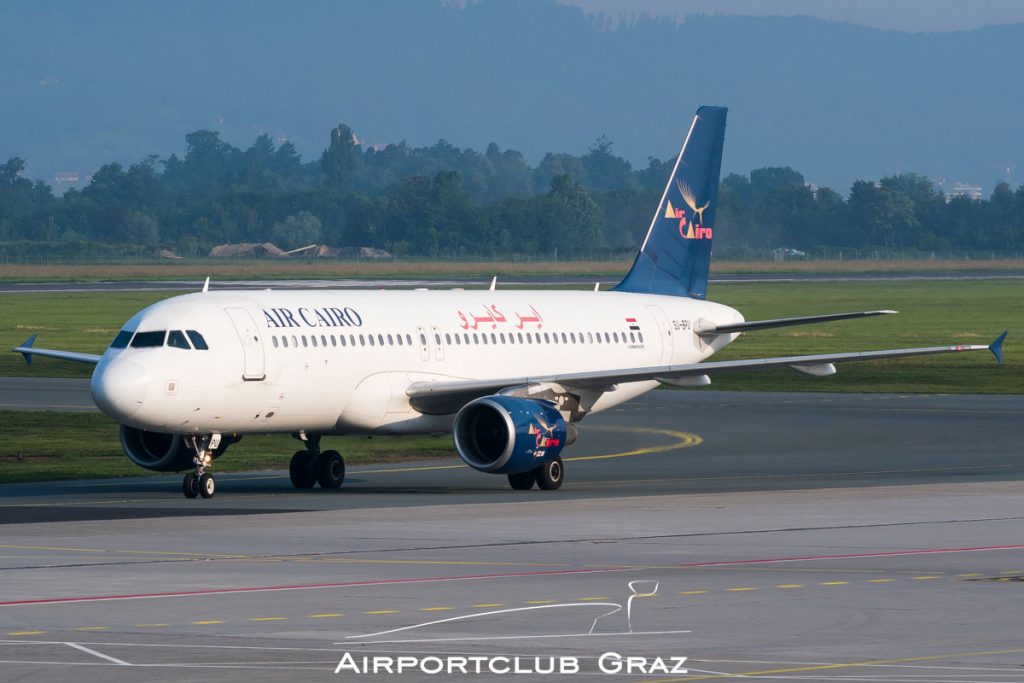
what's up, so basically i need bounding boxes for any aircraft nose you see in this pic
[91,359,148,419]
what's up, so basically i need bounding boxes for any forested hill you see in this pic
[2,0,1022,193]
[2,128,1023,260]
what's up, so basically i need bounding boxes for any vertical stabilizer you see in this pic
[614,106,727,299]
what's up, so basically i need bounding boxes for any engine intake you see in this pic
[453,396,568,475]
[119,426,239,472]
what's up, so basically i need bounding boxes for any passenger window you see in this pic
[613,332,619,343]
[321,335,327,347]
[396,335,402,346]
[434,333,441,346]
[368,335,375,347]
[517,333,524,344]
[605,332,611,343]
[482,334,488,345]
[455,334,461,345]
[388,334,394,346]
[629,332,635,343]
[561,332,567,343]
[444,333,451,345]
[282,336,289,348]
[378,334,384,346]
[302,336,308,347]
[339,335,346,347]
[406,334,413,346]
[473,333,479,344]
[311,336,318,347]
[131,331,166,348]
[500,333,506,344]
[331,335,337,347]
[490,333,497,344]
[570,332,576,343]
[186,330,209,350]
[350,334,356,346]
[638,332,644,343]
[291,335,298,348]
[419,333,426,346]
[110,330,133,349]
[360,335,366,346]
[271,336,279,349]
[167,330,191,349]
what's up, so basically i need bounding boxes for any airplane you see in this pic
[13,106,1006,499]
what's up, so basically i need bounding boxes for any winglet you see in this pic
[17,334,37,366]
[989,331,1007,365]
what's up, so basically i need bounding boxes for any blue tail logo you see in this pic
[615,106,727,299]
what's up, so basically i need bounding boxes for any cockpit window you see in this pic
[186,330,209,350]
[131,331,167,348]
[167,330,192,349]
[110,330,133,349]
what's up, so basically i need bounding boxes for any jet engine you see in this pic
[453,396,570,475]
[119,426,238,472]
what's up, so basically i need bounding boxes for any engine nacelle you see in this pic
[119,426,239,472]
[453,396,568,475]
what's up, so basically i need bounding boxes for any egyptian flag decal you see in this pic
[625,317,640,331]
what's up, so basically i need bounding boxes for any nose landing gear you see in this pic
[182,434,221,499]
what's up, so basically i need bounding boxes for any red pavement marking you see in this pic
[3,543,1021,608]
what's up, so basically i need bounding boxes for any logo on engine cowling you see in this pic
[529,418,562,455]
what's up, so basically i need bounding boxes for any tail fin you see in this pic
[614,106,727,299]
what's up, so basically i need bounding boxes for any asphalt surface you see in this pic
[1,387,1022,680]
[1,269,1022,293]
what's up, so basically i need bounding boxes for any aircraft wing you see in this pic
[12,335,101,366]
[406,332,1006,415]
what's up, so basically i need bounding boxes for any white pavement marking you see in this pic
[66,641,132,666]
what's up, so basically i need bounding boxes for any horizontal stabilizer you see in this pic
[696,310,897,336]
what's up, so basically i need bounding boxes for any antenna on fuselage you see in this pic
[594,282,600,292]
[489,276,497,291]
[202,277,210,293]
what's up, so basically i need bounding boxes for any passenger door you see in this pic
[224,307,266,381]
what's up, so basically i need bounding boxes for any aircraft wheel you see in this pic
[535,456,564,491]
[507,470,536,490]
[199,472,216,499]
[182,473,199,499]
[316,450,346,489]
[289,450,317,489]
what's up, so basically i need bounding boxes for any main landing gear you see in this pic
[182,433,221,499]
[288,432,346,490]
[507,456,564,491]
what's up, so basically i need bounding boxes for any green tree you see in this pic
[271,210,323,250]
[321,124,362,196]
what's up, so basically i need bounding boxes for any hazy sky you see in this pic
[561,0,1024,32]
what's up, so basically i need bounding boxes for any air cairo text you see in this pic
[262,306,363,329]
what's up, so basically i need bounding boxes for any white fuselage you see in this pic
[89,289,743,437]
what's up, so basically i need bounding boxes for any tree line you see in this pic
[1,125,1022,260]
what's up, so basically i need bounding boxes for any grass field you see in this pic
[2,279,1019,391]
[0,411,455,484]
[0,258,1022,282]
